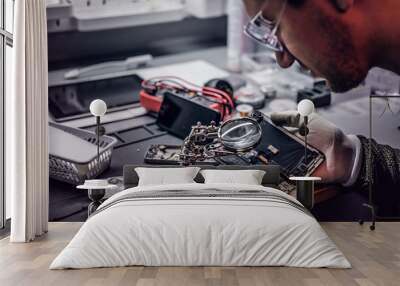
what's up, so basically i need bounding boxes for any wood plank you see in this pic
[0,222,399,286]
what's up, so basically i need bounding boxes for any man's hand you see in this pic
[271,111,361,185]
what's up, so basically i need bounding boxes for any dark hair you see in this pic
[257,0,305,8]
[288,0,305,7]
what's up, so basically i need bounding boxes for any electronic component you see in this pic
[49,74,143,122]
[214,154,250,165]
[204,79,234,99]
[139,89,163,113]
[179,117,262,165]
[267,145,280,155]
[144,144,184,165]
[144,144,217,165]
[157,92,222,139]
[235,87,266,109]
[236,104,254,117]
[260,85,278,99]
[140,76,234,118]
[297,85,331,108]
[255,116,325,179]
[176,113,324,178]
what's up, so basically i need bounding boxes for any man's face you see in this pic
[243,0,371,92]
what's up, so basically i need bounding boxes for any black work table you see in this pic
[49,47,400,222]
[49,114,182,222]
[49,48,228,222]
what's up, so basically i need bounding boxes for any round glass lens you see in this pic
[219,118,262,152]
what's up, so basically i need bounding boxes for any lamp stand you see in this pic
[304,116,308,173]
[295,180,314,209]
[290,116,320,210]
[96,116,100,162]
[299,116,309,176]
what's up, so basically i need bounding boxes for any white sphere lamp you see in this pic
[90,99,108,162]
[90,99,107,117]
[297,99,315,117]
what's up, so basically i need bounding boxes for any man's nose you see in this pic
[275,49,296,68]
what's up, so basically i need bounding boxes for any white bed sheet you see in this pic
[50,183,351,269]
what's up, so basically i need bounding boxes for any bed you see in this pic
[50,165,350,269]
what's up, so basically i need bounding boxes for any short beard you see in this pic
[325,62,367,93]
[316,14,368,93]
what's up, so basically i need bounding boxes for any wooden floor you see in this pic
[0,223,399,286]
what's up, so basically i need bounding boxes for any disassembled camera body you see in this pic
[297,81,331,108]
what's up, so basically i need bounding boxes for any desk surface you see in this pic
[49,46,400,221]
[49,46,400,148]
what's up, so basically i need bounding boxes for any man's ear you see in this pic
[331,0,354,12]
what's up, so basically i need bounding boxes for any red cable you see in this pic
[141,77,233,118]
[144,76,234,109]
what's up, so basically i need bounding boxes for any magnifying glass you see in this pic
[218,117,262,152]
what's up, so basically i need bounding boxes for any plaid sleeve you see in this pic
[354,136,400,212]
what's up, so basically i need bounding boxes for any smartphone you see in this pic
[156,92,221,139]
[254,115,325,178]
[146,115,325,178]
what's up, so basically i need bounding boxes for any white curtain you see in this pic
[7,0,49,242]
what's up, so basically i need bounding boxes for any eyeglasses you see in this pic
[244,1,287,52]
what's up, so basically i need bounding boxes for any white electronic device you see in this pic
[47,0,228,33]
[47,0,186,32]
[185,0,226,18]
[64,54,153,80]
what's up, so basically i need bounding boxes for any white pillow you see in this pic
[200,169,266,185]
[135,167,200,186]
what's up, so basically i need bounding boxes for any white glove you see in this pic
[270,111,362,185]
